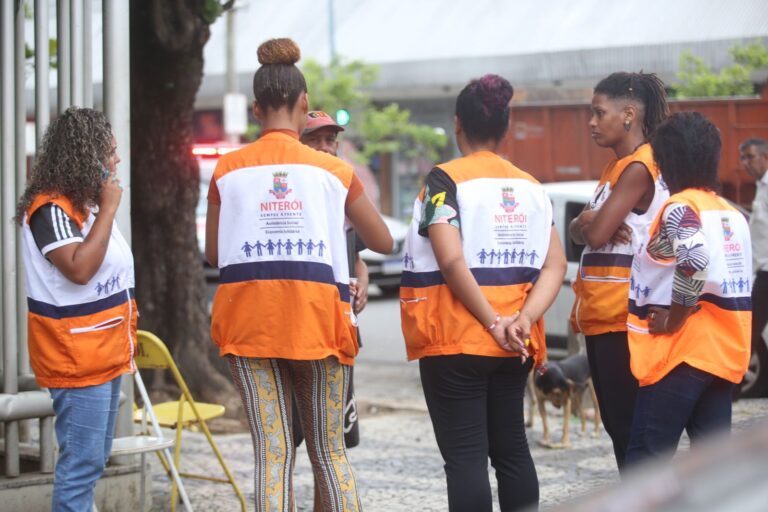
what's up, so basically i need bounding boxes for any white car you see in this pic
[541,180,598,358]
[360,215,410,294]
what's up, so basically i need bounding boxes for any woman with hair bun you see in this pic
[206,38,392,511]
[569,72,670,472]
[400,74,566,511]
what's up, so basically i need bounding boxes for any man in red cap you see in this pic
[296,111,368,451]
[301,110,346,156]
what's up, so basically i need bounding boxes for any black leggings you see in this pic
[420,354,538,512]
[585,331,638,473]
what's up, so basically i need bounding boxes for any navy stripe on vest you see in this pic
[629,293,751,320]
[401,267,540,288]
[581,253,633,268]
[628,299,669,320]
[219,260,350,302]
[699,293,752,311]
[28,288,135,320]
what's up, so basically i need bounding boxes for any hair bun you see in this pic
[257,38,301,66]
[477,74,514,111]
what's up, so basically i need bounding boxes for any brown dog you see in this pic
[530,354,600,448]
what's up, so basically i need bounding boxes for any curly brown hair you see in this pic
[16,107,114,224]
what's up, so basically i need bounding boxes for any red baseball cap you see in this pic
[303,111,345,135]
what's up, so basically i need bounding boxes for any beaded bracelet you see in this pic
[485,313,501,332]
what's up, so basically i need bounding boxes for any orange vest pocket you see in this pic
[400,292,434,360]
[28,313,78,381]
[67,313,129,381]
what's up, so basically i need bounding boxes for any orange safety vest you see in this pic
[22,194,137,388]
[571,143,668,336]
[210,131,358,364]
[400,151,552,365]
[627,189,752,386]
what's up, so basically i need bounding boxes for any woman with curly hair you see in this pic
[625,112,752,464]
[206,38,391,511]
[17,107,134,512]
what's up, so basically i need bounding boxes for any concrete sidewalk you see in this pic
[146,362,768,511]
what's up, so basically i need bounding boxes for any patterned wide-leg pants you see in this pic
[229,355,362,512]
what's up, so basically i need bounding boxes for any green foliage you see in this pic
[301,57,447,162]
[673,40,768,98]
[200,0,235,24]
[24,39,58,69]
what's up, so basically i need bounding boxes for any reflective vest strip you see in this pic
[401,267,541,288]
[219,260,350,302]
[27,288,135,320]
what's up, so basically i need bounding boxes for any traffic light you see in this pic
[335,109,351,126]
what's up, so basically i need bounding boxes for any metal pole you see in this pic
[70,0,83,106]
[40,416,55,473]
[2,0,20,478]
[16,0,29,378]
[34,0,55,475]
[35,0,50,147]
[225,8,238,144]
[104,0,134,450]
[57,0,71,112]
[328,0,336,63]
[83,0,93,107]
[226,9,237,95]
[104,0,131,241]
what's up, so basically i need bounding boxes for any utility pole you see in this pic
[328,0,336,63]
[224,3,246,144]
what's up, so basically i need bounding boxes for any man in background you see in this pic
[739,138,768,396]
[297,110,370,449]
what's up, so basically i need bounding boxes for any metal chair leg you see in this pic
[133,371,194,512]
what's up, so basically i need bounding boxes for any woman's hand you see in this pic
[503,311,533,363]
[648,304,700,334]
[578,209,632,247]
[99,171,123,214]
[352,257,369,314]
[608,222,633,246]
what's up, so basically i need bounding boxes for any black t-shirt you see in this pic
[29,203,84,256]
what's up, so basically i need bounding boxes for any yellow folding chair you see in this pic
[134,330,247,512]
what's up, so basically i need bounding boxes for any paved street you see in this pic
[160,294,768,511]
[147,359,768,511]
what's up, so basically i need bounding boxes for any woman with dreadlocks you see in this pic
[17,107,133,511]
[568,72,670,473]
[205,38,391,511]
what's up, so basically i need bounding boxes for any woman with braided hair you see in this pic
[205,38,391,511]
[569,72,670,473]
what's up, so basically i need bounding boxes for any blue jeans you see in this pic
[50,376,122,512]
[625,363,733,467]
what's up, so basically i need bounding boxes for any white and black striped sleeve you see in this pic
[650,203,709,307]
[29,203,84,256]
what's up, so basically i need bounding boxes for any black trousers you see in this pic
[585,331,638,474]
[420,354,538,512]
